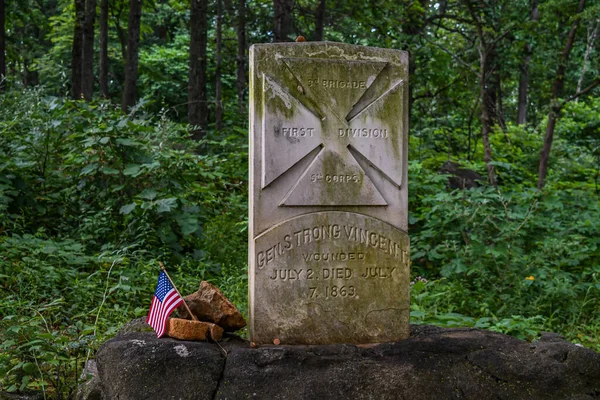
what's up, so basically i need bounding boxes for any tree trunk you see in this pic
[314,0,325,41]
[215,0,223,130]
[479,48,496,186]
[486,46,504,131]
[516,1,539,125]
[537,0,586,190]
[99,0,109,98]
[575,20,599,100]
[0,0,6,92]
[464,0,497,186]
[495,70,506,131]
[113,14,128,61]
[82,0,97,101]
[463,0,496,186]
[28,26,41,86]
[122,0,143,112]
[236,0,246,112]
[155,0,169,41]
[516,50,532,125]
[24,64,39,87]
[188,0,208,140]
[71,0,85,99]
[0,0,5,91]
[273,0,293,42]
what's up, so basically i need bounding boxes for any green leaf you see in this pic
[123,164,141,176]
[119,203,136,215]
[176,213,199,235]
[411,280,426,293]
[138,188,157,200]
[99,136,110,144]
[474,318,491,328]
[111,184,125,192]
[101,167,120,175]
[18,340,45,349]
[41,243,58,254]
[489,161,512,170]
[82,137,98,147]
[20,375,31,391]
[116,138,141,147]
[22,362,36,374]
[156,198,178,213]
[80,163,98,175]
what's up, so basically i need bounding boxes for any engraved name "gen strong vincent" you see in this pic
[256,224,409,268]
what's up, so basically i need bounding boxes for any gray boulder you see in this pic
[91,325,600,400]
[96,332,225,400]
[75,360,103,400]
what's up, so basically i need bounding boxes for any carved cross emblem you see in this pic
[261,57,405,206]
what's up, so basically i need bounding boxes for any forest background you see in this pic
[1,0,600,397]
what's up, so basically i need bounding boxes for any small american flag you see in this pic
[146,271,184,338]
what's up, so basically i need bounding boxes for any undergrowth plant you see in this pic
[1,89,599,397]
[0,90,248,397]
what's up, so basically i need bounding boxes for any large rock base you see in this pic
[90,325,600,400]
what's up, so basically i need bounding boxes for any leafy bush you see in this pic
[408,152,600,347]
[0,89,248,396]
[1,89,599,398]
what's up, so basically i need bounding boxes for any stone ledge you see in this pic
[86,325,600,400]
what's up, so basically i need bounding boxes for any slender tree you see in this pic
[314,0,325,41]
[215,0,223,130]
[575,20,599,100]
[188,0,208,139]
[537,0,586,190]
[111,1,128,61]
[494,68,506,131]
[0,0,5,91]
[122,0,143,111]
[273,0,293,42]
[486,46,504,131]
[463,0,499,186]
[155,0,169,40]
[20,24,40,87]
[516,1,539,125]
[71,0,85,99]
[82,0,97,101]
[236,0,246,111]
[99,0,109,97]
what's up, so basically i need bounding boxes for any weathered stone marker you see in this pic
[249,42,409,345]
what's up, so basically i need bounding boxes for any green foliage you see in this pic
[408,143,600,347]
[3,88,599,397]
[1,0,600,396]
[138,31,190,113]
[0,89,248,396]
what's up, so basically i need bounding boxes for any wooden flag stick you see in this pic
[159,261,198,321]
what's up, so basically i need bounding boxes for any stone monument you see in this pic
[249,42,409,345]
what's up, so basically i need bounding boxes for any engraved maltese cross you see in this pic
[261,57,405,206]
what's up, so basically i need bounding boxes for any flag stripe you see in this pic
[157,295,182,336]
[157,294,183,337]
[156,290,181,336]
[149,297,159,327]
[147,296,159,325]
[147,271,185,338]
